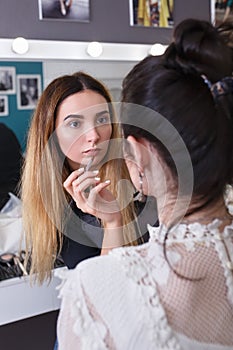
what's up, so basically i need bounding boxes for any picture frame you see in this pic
[17,74,42,110]
[214,0,233,25]
[38,0,90,23]
[129,0,174,28]
[0,96,9,116]
[0,67,16,94]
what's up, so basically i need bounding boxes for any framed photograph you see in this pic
[0,67,16,94]
[0,96,9,117]
[17,75,42,110]
[214,0,233,25]
[38,0,90,22]
[129,0,174,28]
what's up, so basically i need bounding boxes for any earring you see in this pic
[136,171,146,202]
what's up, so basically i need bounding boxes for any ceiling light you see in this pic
[86,41,103,58]
[12,37,29,55]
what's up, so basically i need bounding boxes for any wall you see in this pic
[0,0,211,45]
[0,61,43,151]
[43,59,136,87]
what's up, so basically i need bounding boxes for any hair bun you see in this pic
[165,18,233,81]
[174,19,215,58]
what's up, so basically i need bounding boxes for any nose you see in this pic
[86,126,100,145]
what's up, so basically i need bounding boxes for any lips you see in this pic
[82,148,101,156]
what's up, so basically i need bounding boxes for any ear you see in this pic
[126,135,151,170]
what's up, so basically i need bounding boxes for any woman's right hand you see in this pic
[63,167,122,227]
[63,168,124,253]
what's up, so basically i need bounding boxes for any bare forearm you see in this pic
[223,7,231,21]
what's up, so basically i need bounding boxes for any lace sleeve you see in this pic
[55,248,182,350]
[56,267,110,350]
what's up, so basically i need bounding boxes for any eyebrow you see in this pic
[64,114,84,121]
[64,110,110,121]
[96,110,110,118]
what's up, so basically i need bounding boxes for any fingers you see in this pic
[63,168,113,218]
[63,168,99,194]
[87,180,112,205]
[81,180,112,216]
[63,167,85,188]
[88,180,111,197]
[72,176,101,194]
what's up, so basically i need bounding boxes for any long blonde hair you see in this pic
[21,72,138,283]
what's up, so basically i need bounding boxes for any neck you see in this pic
[158,196,231,228]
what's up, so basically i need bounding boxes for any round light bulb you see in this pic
[12,37,29,55]
[149,43,166,56]
[86,41,103,58]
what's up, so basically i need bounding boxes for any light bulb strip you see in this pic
[1,38,167,61]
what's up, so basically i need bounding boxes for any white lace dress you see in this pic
[56,220,233,350]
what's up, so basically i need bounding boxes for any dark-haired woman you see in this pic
[56,19,233,349]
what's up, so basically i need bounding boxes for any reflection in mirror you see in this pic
[129,0,174,28]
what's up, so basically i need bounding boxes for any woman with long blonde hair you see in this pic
[21,71,151,284]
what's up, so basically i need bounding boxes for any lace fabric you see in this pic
[56,219,233,349]
[147,220,233,345]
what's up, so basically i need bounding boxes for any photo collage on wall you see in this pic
[0,67,15,117]
[129,0,174,28]
[0,66,42,117]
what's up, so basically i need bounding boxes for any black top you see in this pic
[61,200,103,268]
[61,196,158,269]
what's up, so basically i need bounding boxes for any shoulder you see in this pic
[57,251,120,282]
[75,252,126,288]
[57,246,140,303]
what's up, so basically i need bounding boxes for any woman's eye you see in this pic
[68,120,80,128]
[96,115,110,125]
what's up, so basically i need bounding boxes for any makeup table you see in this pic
[0,266,65,325]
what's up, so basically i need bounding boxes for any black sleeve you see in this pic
[61,202,103,269]
[61,236,101,269]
